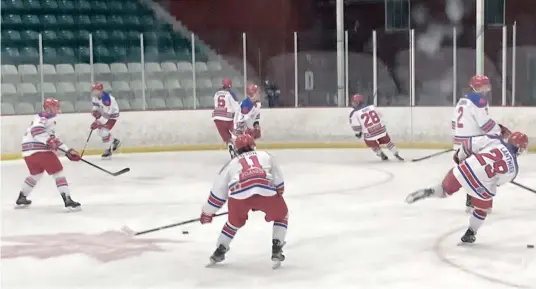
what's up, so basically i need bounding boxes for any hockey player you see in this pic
[91,82,121,159]
[212,77,240,158]
[234,84,262,141]
[17,98,82,210]
[200,133,288,268]
[452,75,511,212]
[349,94,403,161]
[406,132,528,244]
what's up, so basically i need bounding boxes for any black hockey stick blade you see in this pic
[128,212,229,236]
[59,148,130,177]
[511,181,536,194]
[112,167,130,176]
[412,149,454,162]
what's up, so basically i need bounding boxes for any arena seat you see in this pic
[0,0,239,113]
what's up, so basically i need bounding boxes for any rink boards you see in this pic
[2,107,535,160]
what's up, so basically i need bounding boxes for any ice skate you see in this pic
[271,239,286,269]
[208,244,228,266]
[228,143,237,159]
[101,149,112,160]
[111,138,121,152]
[379,152,388,161]
[394,153,404,161]
[460,228,476,244]
[405,188,434,204]
[61,193,81,211]
[465,195,473,214]
[15,192,31,207]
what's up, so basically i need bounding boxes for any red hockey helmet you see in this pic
[235,134,256,151]
[247,83,259,95]
[470,75,490,93]
[352,94,364,105]
[222,77,232,89]
[507,132,529,155]
[43,98,61,114]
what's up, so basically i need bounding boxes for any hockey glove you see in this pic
[65,149,81,161]
[92,110,101,119]
[90,121,103,130]
[200,212,213,224]
[453,149,461,164]
[355,132,362,139]
[46,136,61,151]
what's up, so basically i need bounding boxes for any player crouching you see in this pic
[91,82,121,159]
[200,134,288,268]
[17,98,82,210]
[349,94,403,161]
[406,132,528,243]
[234,84,262,141]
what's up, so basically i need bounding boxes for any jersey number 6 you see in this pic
[217,95,226,107]
[475,148,508,178]
[360,111,380,128]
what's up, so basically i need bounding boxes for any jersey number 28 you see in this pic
[360,111,380,128]
[475,148,508,178]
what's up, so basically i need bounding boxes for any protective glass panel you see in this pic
[294,31,338,107]
[195,31,244,110]
[375,30,411,106]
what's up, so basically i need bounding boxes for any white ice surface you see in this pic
[1,149,535,289]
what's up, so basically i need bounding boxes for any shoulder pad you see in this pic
[102,92,112,106]
[464,93,488,108]
[349,108,359,118]
[230,91,238,101]
[37,112,55,119]
[218,159,233,174]
[240,98,254,114]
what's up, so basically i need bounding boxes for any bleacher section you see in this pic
[1,0,240,114]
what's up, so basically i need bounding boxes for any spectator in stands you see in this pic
[264,79,280,108]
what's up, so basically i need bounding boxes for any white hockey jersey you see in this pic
[234,97,261,133]
[348,104,387,140]
[202,150,284,215]
[452,93,501,149]
[92,91,119,120]
[212,89,239,121]
[21,113,69,157]
[453,135,519,200]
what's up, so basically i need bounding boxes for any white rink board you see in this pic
[2,107,536,154]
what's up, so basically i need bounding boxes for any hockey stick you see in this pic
[80,129,94,157]
[411,149,454,162]
[511,181,536,194]
[125,212,229,236]
[59,148,130,176]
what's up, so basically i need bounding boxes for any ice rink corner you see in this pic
[1,149,535,289]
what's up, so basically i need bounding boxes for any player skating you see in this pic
[234,84,262,141]
[17,98,82,210]
[349,94,403,161]
[199,134,288,268]
[451,75,511,212]
[91,82,121,159]
[406,132,528,244]
[212,77,240,158]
